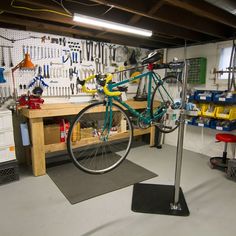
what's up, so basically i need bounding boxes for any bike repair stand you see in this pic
[131,53,190,216]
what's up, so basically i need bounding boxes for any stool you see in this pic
[210,133,236,170]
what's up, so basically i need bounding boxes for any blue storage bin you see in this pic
[193,117,211,128]
[194,90,213,102]
[187,94,195,102]
[210,119,236,131]
[185,116,195,125]
[213,92,236,103]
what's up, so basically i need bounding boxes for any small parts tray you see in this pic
[210,120,236,131]
[194,90,222,102]
[202,104,217,118]
[213,92,236,103]
[215,106,236,121]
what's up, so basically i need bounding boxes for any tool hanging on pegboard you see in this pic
[0,27,149,100]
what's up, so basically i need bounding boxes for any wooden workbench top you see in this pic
[21,100,160,119]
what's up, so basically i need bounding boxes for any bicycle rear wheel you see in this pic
[67,102,133,174]
[151,75,182,133]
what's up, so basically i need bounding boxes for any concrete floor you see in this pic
[0,144,235,236]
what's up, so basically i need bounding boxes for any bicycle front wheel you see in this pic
[67,102,133,174]
[151,75,182,133]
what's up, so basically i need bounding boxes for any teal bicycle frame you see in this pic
[101,69,176,135]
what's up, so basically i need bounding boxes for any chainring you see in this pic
[138,111,151,129]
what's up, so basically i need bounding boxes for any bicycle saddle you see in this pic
[141,51,162,65]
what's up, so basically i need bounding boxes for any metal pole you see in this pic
[171,42,189,210]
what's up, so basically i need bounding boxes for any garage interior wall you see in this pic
[166,40,236,157]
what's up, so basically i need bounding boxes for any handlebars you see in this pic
[78,60,184,96]
[77,73,121,96]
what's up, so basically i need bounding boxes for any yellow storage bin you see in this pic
[193,103,205,116]
[216,106,236,120]
[197,104,203,116]
[202,104,217,118]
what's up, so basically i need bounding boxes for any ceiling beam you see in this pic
[156,4,230,39]
[128,0,165,25]
[0,14,168,48]
[164,0,236,29]
[89,0,229,39]
[0,0,209,42]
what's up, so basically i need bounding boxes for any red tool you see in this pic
[17,94,44,109]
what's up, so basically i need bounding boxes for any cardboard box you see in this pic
[44,124,60,145]
[80,127,93,139]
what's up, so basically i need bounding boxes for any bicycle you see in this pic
[67,51,184,174]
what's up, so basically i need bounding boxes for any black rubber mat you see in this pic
[132,183,190,216]
[47,158,157,204]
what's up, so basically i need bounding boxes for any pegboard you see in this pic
[0,27,149,103]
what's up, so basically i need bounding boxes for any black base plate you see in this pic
[131,183,190,216]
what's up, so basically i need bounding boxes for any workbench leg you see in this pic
[29,118,46,176]
[150,126,156,147]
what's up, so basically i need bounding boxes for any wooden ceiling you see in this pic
[0,0,236,49]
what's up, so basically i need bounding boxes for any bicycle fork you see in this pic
[101,99,113,141]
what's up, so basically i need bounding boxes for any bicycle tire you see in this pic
[67,101,133,174]
[151,75,182,133]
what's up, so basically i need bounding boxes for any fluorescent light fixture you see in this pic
[73,13,152,37]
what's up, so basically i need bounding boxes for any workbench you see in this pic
[21,100,157,176]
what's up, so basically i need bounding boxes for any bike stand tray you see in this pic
[131,183,189,216]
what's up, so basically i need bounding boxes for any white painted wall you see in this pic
[165,40,236,158]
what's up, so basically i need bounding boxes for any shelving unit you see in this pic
[186,90,236,131]
[0,107,19,185]
[21,100,159,176]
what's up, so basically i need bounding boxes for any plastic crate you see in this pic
[215,106,236,120]
[213,92,236,103]
[210,120,236,131]
[187,94,195,102]
[0,160,19,185]
[193,117,211,128]
[195,103,206,116]
[185,116,195,125]
[194,90,213,102]
[202,104,217,118]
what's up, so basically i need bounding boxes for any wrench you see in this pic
[101,43,104,64]
[105,48,108,66]
[41,47,44,59]
[22,45,26,58]
[95,58,99,73]
[98,42,101,58]
[109,45,113,65]
[94,43,97,58]
[44,47,47,59]
[113,47,116,61]
[30,46,33,57]
[48,47,50,58]
[79,50,82,63]
[68,87,70,99]
[37,47,40,60]
[81,41,85,61]
[9,47,13,67]
[33,46,36,59]
[90,41,94,61]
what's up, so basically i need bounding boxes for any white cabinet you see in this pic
[0,109,16,163]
